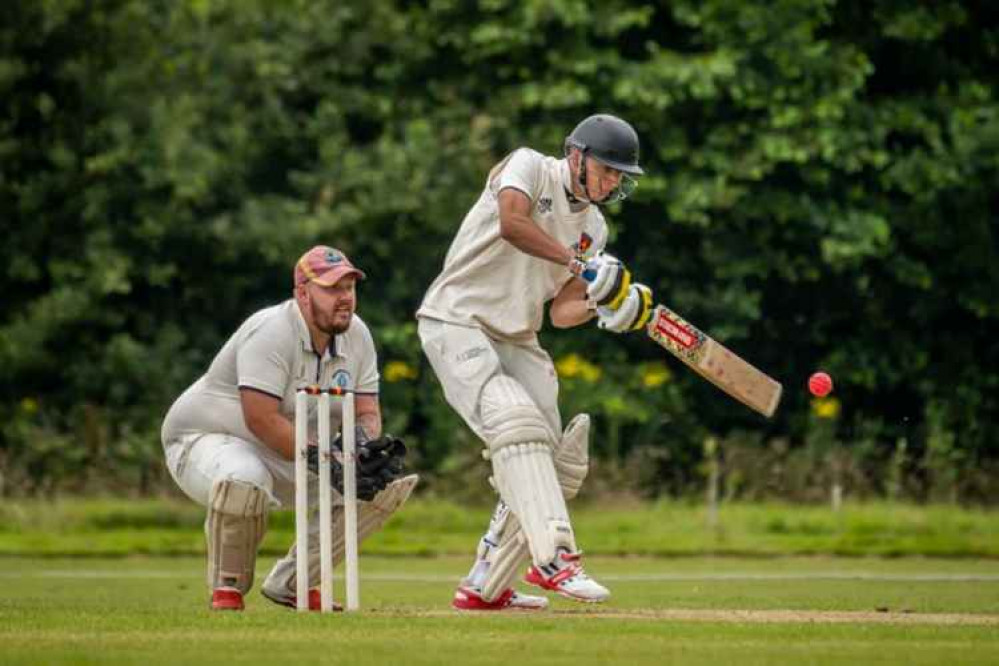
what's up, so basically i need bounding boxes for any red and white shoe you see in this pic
[452,586,549,611]
[524,552,610,603]
[261,586,343,612]
[211,586,245,611]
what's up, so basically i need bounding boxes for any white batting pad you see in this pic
[467,501,527,602]
[205,479,269,594]
[479,375,554,452]
[554,413,590,499]
[491,442,576,567]
[475,415,590,600]
[477,375,572,569]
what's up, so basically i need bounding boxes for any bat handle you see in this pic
[581,265,597,282]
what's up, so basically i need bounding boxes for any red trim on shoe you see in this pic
[452,586,516,611]
[524,556,592,601]
[524,562,582,591]
[305,588,344,611]
[262,587,343,612]
[211,587,245,611]
[548,561,583,586]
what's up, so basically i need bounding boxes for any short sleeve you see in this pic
[351,318,380,395]
[496,148,543,202]
[236,326,293,399]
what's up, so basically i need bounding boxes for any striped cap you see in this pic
[294,246,366,287]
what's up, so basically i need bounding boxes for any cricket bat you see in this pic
[645,304,782,417]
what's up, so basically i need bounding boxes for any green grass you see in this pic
[1,497,997,558]
[1,555,998,666]
[1,499,998,664]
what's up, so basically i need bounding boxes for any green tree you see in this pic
[2,0,996,498]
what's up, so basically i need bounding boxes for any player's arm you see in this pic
[497,188,577,268]
[550,276,596,329]
[354,393,382,439]
[240,388,295,460]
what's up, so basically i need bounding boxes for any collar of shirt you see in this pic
[289,299,345,360]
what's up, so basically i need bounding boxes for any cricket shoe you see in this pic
[261,586,343,612]
[211,586,245,611]
[452,585,549,611]
[524,551,610,603]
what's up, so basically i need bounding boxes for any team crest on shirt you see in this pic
[571,233,593,256]
[330,369,351,391]
[536,197,553,214]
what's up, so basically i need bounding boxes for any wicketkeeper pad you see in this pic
[263,474,419,593]
[205,478,269,594]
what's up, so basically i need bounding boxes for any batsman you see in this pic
[417,114,652,610]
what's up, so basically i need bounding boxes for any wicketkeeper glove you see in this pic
[353,435,408,493]
[596,283,653,333]
[584,251,632,309]
[307,428,409,502]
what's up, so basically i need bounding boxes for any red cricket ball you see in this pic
[808,371,833,397]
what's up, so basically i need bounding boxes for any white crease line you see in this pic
[3,571,999,582]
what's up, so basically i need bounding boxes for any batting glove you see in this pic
[596,283,653,333]
[584,251,632,309]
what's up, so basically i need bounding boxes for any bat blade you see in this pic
[646,305,782,417]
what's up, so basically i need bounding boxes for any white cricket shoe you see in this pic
[524,551,610,603]
[452,585,549,611]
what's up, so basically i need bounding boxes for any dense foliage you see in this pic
[2,0,997,499]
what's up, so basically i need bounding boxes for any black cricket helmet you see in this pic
[564,114,643,176]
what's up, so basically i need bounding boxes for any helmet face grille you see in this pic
[567,114,643,175]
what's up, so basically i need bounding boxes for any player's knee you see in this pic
[479,375,553,455]
[219,453,272,491]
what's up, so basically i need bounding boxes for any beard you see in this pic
[310,299,353,335]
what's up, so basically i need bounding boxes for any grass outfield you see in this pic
[1,555,998,666]
[2,497,998,557]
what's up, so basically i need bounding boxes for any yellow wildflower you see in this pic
[556,353,602,384]
[641,363,672,388]
[384,360,418,383]
[811,396,841,420]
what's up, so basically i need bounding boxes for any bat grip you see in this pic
[581,265,597,282]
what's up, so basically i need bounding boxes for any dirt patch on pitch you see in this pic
[559,609,999,625]
[411,608,999,625]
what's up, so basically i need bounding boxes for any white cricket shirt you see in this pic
[417,148,607,342]
[161,299,379,453]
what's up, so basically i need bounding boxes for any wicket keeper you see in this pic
[161,246,415,611]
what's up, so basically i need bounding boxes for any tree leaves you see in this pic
[2,0,997,492]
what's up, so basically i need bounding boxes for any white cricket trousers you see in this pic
[417,317,563,443]
[162,432,309,509]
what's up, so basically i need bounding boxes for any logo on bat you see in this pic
[653,310,700,350]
